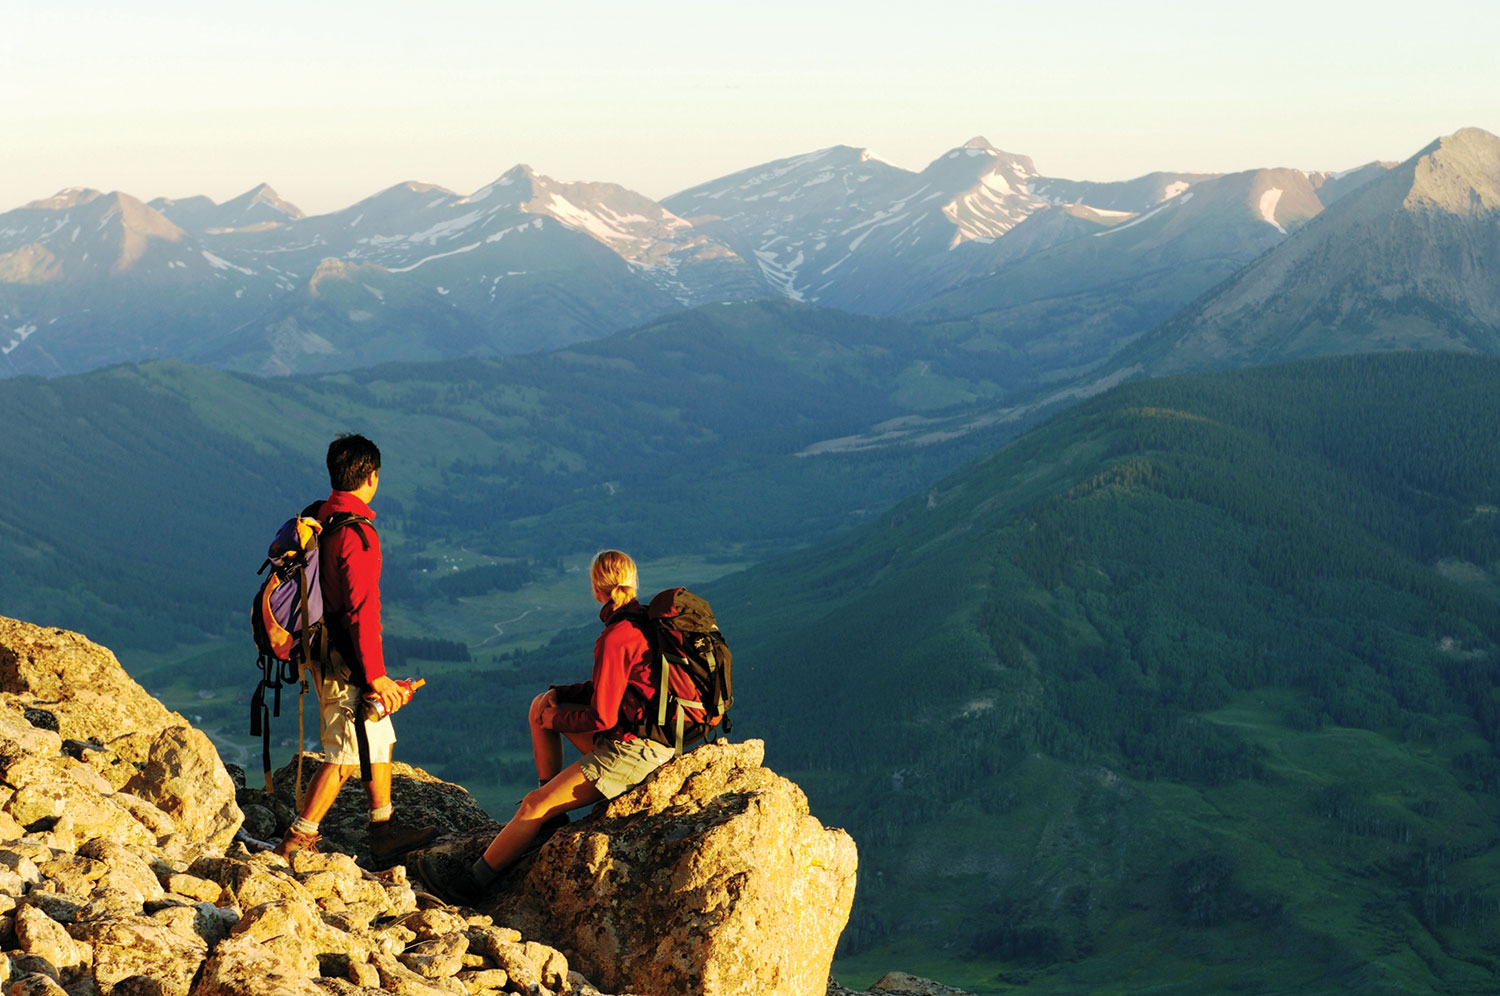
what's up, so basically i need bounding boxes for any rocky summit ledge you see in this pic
[0,615,859,996]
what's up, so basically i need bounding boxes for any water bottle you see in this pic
[362,677,426,721]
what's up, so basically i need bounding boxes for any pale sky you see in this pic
[3,0,1498,216]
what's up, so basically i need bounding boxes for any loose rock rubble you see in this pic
[0,615,861,996]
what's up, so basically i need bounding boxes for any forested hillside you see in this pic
[0,299,1021,652]
[473,352,1500,994]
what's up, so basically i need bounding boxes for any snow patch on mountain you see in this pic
[1093,192,1194,238]
[388,241,483,272]
[754,248,806,301]
[1258,188,1287,233]
[201,250,255,275]
[3,323,37,354]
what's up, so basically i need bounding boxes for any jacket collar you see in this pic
[323,490,377,521]
[600,598,643,624]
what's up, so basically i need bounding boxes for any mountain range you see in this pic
[10,130,1474,380]
[3,126,1500,996]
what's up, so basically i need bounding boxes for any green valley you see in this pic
[489,352,1500,994]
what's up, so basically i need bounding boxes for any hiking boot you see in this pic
[274,827,319,859]
[416,853,488,908]
[368,817,438,865]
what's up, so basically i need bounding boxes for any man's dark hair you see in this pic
[327,434,381,492]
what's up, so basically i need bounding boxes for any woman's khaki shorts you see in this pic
[308,660,396,766]
[579,736,674,800]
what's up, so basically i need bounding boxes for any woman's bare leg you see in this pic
[481,759,603,872]
[529,691,595,782]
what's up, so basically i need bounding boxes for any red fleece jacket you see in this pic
[317,491,385,686]
[551,600,652,741]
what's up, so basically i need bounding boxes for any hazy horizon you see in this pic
[5,0,1499,215]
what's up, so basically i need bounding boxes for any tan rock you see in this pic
[369,951,458,996]
[5,773,154,851]
[77,839,166,906]
[0,846,41,888]
[396,933,468,979]
[110,792,180,839]
[193,932,326,996]
[0,619,176,742]
[453,968,508,995]
[491,740,857,996]
[0,809,26,840]
[14,904,90,980]
[465,933,544,993]
[123,725,241,850]
[163,873,223,904]
[230,900,361,976]
[19,891,85,925]
[868,973,977,996]
[346,959,381,988]
[0,618,241,849]
[80,914,207,995]
[149,900,239,949]
[35,855,106,898]
[395,909,471,942]
[214,859,314,911]
[7,974,70,996]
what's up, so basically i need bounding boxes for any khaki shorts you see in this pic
[579,735,674,800]
[308,659,396,766]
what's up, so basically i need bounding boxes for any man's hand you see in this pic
[369,675,404,717]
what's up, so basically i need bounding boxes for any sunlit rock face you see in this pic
[0,614,860,995]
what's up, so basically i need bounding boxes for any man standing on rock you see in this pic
[275,434,436,864]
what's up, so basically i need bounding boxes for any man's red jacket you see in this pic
[317,491,386,686]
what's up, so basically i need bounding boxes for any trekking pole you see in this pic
[294,677,309,809]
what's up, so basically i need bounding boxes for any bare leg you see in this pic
[365,761,391,811]
[529,692,596,782]
[299,762,355,822]
[528,691,562,783]
[481,760,603,872]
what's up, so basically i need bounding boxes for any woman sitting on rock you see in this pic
[422,549,674,904]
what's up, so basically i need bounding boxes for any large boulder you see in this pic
[481,739,858,996]
[0,616,241,847]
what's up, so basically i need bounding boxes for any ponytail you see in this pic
[590,550,638,608]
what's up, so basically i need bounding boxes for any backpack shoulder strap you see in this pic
[321,512,374,551]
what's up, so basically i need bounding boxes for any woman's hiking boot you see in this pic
[274,827,320,859]
[416,854,488,908]
[368,818,438,866]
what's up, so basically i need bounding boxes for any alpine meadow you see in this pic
[3,122,1500,996]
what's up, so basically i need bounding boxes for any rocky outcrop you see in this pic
[832,972,978,996]
[0,615,862,996]
[256,755,500,867]
[0,617,241,850]
[420,740,859,996]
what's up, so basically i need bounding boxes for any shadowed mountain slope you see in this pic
[1127,127,1500,376]
[520,351,1500,995]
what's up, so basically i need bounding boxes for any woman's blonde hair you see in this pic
[590,550,638,604]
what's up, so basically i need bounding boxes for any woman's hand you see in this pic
[532,688,560,730]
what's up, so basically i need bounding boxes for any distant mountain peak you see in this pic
[26,188,104,211]
[1405,126,1500,216]
[963,136,996,151]
[242,183,303,219]
[499,164,539,184]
